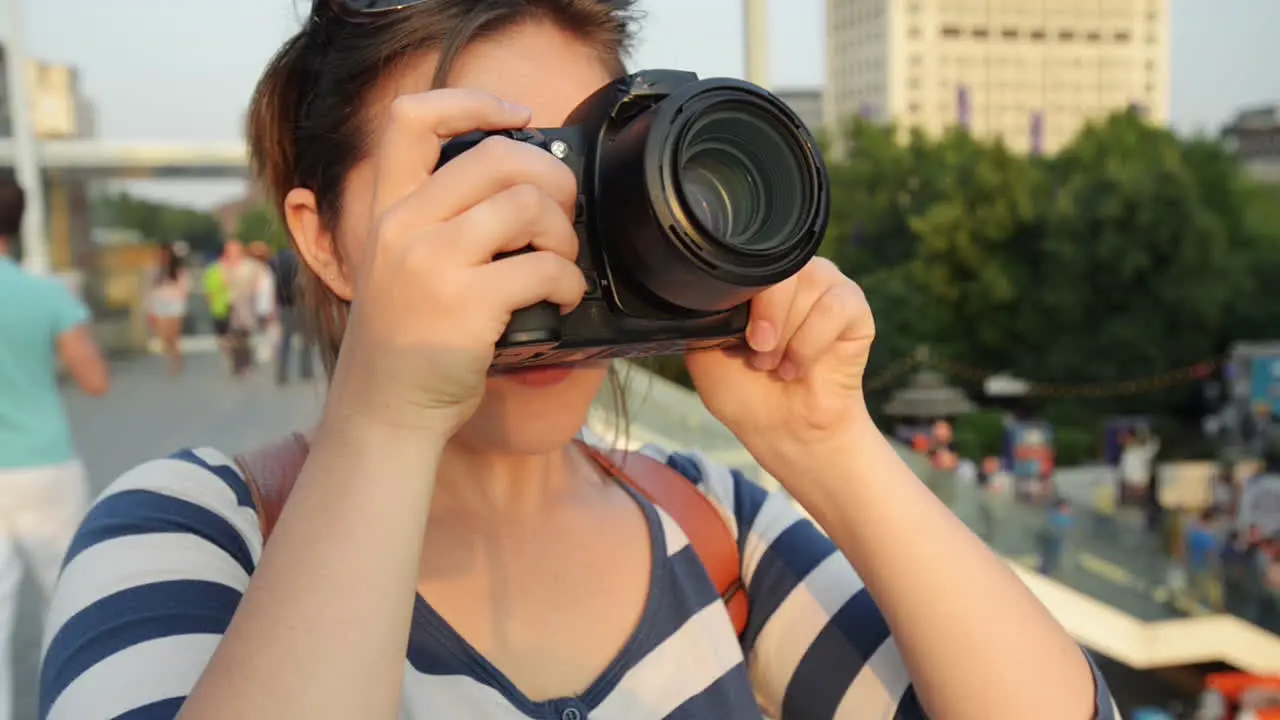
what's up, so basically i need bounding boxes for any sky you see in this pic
[15,0,1280,209]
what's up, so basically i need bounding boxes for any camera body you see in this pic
[436,70,829,369]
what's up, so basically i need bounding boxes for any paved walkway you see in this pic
[6,353,1213,717]
[11,354,323,720]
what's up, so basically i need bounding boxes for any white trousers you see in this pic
[0,461,88,720]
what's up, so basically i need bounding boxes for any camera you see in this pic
[436,69,830,369]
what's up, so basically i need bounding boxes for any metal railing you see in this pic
[593,362,1280,671]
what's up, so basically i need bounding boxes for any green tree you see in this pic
[236,202,292,253]
[906,129,1047,368]
[822,119,940,273]
[1033,115,1240,366]
[92,191,223,254]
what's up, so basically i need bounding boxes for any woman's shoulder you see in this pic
[580,428,782,535]
[69,448,266,570]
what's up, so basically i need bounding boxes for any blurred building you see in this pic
[774,88,824,135]
[0,46,99,290]
[1221,105,1280,184]
[211,184,266,238]
[743,0,769,87]
[0,47,95,139]
[824,0,1170,154]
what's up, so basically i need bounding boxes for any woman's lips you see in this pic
[497,364,576,387]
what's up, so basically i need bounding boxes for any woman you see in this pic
[147,243,189,375]
[38,2,1115,718]
[247,240,279,366]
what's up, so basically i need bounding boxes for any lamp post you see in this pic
[3,0,49,274]
[743,0,769,88]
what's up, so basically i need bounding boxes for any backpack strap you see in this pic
[234,432,310,538]
[234,434,749,637]
[577,442,749,638]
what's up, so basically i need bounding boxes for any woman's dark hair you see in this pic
[156,244,183,284]
[247,0,639,376]
[0,175,24,238]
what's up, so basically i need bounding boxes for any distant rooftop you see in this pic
[1222,104,1280,133]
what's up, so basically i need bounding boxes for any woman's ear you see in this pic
[284,187,355,301]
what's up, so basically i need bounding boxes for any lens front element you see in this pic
[677,107,809,253]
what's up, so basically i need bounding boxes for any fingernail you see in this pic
[748,320,776,351]
[504,101,531,117]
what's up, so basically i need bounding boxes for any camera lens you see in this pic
[591,75,827,314]
[676,107,808,253]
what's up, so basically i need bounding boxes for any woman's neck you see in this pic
[431,440,603,519]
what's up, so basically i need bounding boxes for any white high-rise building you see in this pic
[824,0,1170,154]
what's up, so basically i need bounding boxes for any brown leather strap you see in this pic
[235,433,749,637]
[234,432,309,538]
[578,443,749,637]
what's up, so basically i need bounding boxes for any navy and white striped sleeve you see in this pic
[659,449,1120,720]
[39,448,263,720]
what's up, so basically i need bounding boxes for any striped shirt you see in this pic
[40,441,1118,719]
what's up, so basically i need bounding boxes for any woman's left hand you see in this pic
[686,258,876,468]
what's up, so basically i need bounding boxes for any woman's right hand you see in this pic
[323,89,586,437]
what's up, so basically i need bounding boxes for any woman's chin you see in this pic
[456,363,609,453]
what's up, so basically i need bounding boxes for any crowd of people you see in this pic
[149,238,315,384]
[909,413,1280,632]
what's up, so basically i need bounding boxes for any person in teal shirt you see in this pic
[0,176,109,719]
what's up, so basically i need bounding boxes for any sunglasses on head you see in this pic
[318,0,435,20]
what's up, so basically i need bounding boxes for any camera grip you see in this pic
[503,301,560,347]
[494,248,561,348]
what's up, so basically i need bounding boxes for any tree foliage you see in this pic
[92,192,223,255]
[236,202,292,253]
[655,109,1280,458]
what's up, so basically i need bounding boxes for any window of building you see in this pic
[940,25,960,38]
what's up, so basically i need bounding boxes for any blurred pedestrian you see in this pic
[1223,525,1264,619]
[267,248,315,384]
[977,456,1007,540]
[1184,509,1223,611]
[247,241,278,366]
[0,177,108,720]
[1037,498,1074,576]
[204,239,268,376]
[147,243,190,376]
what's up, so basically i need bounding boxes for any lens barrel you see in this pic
[597,77,828,314]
